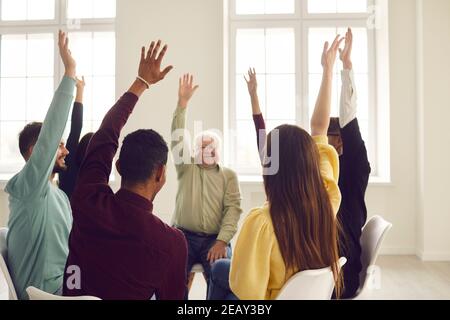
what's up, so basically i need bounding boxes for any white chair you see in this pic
[26,286,101,300]
[188,263,207,290]
[353,215,392,299]
[276,257,347,300]
[0,228,18,300]
[191,263,205,274]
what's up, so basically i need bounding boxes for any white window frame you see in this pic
[0,0,115,180]
[226,0,386,181]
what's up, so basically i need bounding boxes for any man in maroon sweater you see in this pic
[63,40,187,300]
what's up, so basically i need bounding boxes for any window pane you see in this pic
[308,74,340,119]
[236,0,294,15]
[358,119,369,146]
[1,0,55,21]
[93,32,116,76]
[265,28,295,74]
[308,0,367,13]
[27,0,55,20]
[236,0,265,15]
[354,74,369,120]
[0,121,25,170]
[69,32,94,76]
[67,0,92,19]
[26,77,54,121]
[1,0,26,20]
[93,0,116,18]
[68,0,116,19]
[0,34,27,77]
[337,0,368,13]
[235,120,261,169]
[92,76,115,120]
[266,74,295,120]
[236,29,266,74]
[308,28,336,74]
[81,76,94,123]
[0,78,26,121]
[264,0,295,14]
[27,34,54,77]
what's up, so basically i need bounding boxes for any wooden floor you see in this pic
[189,256,450,300]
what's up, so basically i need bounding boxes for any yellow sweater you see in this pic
[229,136,341,300]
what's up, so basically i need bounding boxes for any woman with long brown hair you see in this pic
[207,35,344,300]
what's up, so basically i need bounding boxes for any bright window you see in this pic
[228,0,385,179]
[0,0,116,179]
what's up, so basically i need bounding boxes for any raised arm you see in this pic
[59,77,85,197]
[76,40,173,187]
[339,28,358,129]
[245,68,266,163]
[311,35,344,136]
[171,74,199,175]
[338,28,371,179]
[311,36,344,214]
[66,77,85,159]
[7,31,76,198]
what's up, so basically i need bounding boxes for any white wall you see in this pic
[0,0,448,260]
[416,0,450,261]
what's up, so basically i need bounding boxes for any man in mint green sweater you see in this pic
[5,31,77,300]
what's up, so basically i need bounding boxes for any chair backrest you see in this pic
[276,257,347,300]
[358,215,392,293]
[0,228,18,300]
[26,286,101,300]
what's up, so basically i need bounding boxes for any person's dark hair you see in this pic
[19,122,43,159]
[118,129,168,184]
[263,124,343,298]
[75,133,94,167]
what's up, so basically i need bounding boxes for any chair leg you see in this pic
[187,272,196,292]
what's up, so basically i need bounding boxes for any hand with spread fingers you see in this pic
[138,40,174,86]
[178,73,199,109]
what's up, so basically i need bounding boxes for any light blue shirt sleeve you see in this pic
[6,76,76,199]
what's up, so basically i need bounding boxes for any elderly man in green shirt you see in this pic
[171,74,242,299]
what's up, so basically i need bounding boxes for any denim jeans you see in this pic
[179,228,232,299]
[207,259,239,300]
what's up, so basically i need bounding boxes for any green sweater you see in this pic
[5,77,75,300]
[171,107,242,244]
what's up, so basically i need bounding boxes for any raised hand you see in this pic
[244,67,262,115]
[75,76,85,103]
[244,68,258,96]
[339,28,353,70]
[138,40,173,86]
[58,30,76,79]
[178,73,199,109]
[321,35,344,73]
[76,76,85,90]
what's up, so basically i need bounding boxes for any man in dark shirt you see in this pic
[63,40,187,300]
